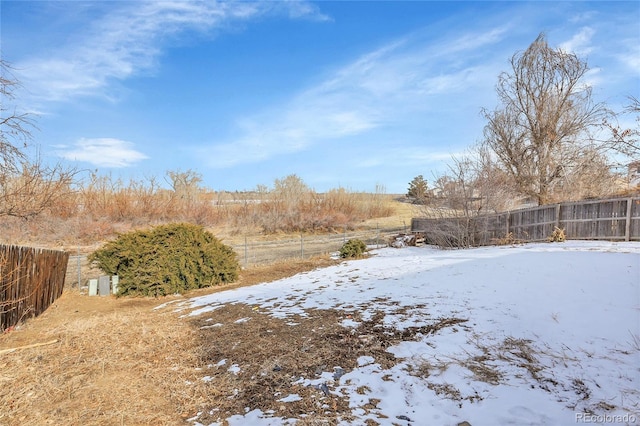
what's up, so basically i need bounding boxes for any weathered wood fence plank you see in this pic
[1,245,69,331]
[412,197,640,244]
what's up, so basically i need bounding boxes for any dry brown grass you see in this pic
[0,249,470,425]
[0,257,339,425]
[0,293,198,425]
[0,197,415,425]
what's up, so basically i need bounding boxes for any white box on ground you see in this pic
[88,279,98,296]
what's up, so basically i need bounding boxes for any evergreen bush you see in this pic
[339,239,368,258]
[88,223,239,296]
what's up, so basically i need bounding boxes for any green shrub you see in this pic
[339,239,368,258]
[88,223,239,296]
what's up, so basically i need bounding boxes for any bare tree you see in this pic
[1,59,33,175]
[482,33,609,205]
[1,59,75,219]
[166,169,203,203]
[602,96,640,160]
[552,147,620,200]
[273,174,309,203]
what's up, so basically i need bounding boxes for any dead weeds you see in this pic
[189,304,467,424]
[0,292,197,425]
[0,256,340,425]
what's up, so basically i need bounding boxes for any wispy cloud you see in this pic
[617,38,640,74]
[57,138,148,167]
[352,147,462,169]
[204,26,510,168]
[559,26,595,55]
[16,1,327,104]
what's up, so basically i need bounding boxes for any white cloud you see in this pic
[57,138,148,167]
[352,148,460,170]
[16,1,327,104]
[204,27,508,168]
[559,27,595,55]
[278,0,332,22]
[568,11,597,24]
[617,38,640,73]
[581,67,603,91]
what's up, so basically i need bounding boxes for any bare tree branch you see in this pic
[482,33,610,205]
[601,96,640,160]
[1,58,77,219]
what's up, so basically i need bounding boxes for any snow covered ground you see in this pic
[174,241,640,426]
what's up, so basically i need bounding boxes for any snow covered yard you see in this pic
[170,241,640,426]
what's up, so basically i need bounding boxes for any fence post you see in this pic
[244,236,248,268]
[555,204,561,229]
[300,234,304,258]
[77,246,81,289]
[506,211,510,235]
[625,198,632,241]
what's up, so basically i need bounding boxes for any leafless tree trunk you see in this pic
[482,33,609,205]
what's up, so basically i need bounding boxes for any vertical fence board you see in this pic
[411,197,640,244]
[631,198,640,241]
[1,245,69,332]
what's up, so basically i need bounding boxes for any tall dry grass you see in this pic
[0,173,396,247]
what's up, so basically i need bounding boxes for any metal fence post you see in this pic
[244,236,248,268]
[77,246,81,289]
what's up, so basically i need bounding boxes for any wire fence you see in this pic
[64,226,410,289]
[231,226,408,267]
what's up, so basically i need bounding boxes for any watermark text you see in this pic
[576,413,637,424]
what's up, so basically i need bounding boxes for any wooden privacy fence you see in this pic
[412,197,640,245]
[0,245,69,332]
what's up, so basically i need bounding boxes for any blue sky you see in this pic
[2,1,639,194]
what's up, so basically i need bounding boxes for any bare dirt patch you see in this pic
[189,304,467,424]
[0,256,341,425]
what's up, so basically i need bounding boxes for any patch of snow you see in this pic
[357,356,375,367]
[200,323,223,329]
[181,241,640,425]
[277,394,302,403]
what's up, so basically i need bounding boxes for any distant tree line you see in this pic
[0,57,394,244]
